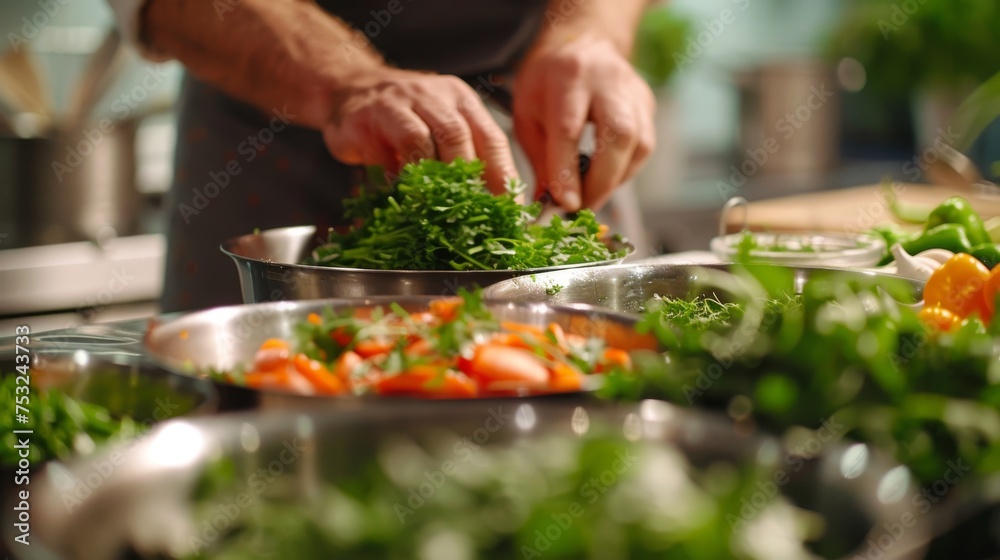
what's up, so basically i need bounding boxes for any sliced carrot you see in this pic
[260,338,290,351]
[292,353,345,395]
[595,348,632,373]
[460,344,550,391]
[354,337,396,358]
[549,361,584,393]
[333,350,363,381]
[306,313,322,325]
[429,297,463,322]
[597,224,610,239]
[244,367,289,389]
[488,332,534,350]
[375,366,477,399]
[406,338,435,356]
[500,321,545,338]
[253,345,291,372]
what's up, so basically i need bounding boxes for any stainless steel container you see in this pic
[221,225,633,303]
[736,59,840,176]
[0,119,140,248]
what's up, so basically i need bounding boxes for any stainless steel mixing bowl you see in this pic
[221,225,632,303]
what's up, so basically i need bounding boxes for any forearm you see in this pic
[142,0,385,128]
[533,0,649,55]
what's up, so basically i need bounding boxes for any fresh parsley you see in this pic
[304,159,625,270]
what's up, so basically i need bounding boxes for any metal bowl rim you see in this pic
[220,225,635,275]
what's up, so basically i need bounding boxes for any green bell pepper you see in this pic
[925,196,991,247]
[900,223,973,257]
[970,243,1000,269]
[870,224,915,251]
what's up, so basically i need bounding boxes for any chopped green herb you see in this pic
[0,374,143,465]
[304,159,625,270]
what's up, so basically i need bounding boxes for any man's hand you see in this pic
[514,14,655,211]
[322,69,518,192]
[142,0,517,193]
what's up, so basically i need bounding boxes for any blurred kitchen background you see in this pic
[0,0,998,331]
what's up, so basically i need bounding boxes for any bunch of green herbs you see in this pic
[599,266,1000,486]
[304,159,624,271]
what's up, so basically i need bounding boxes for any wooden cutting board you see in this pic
[725,183,1000,234]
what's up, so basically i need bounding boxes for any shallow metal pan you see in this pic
[15,399,928,559]
[143,296,656,407]
[221,225,632,303]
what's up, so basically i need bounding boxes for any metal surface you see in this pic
[144,296,655,404]
[0,233,165,315]
[481,263,924,314]
[0,120,140,247]
[0,348,217,424]
[221,225,632,303]
[16,399,928,560]
[736,59,839,175]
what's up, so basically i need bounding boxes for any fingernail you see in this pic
[562,191,581,211]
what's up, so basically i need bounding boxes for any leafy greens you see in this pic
[304,159,625,271]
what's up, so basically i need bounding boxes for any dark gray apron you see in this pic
[162,0,546,311]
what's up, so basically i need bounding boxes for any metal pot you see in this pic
[0,117,140,248]
[735,59,840,176]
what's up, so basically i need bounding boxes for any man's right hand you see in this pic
[321,69,519,192]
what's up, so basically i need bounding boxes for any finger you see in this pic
[513,110,546,201]
[412,101,476,164]
[322,117,368,165]
[459,96,519,195]
[618,109,656,191]
[543,89,589,211]
[583,97,640,209]
[373,103,435,165]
